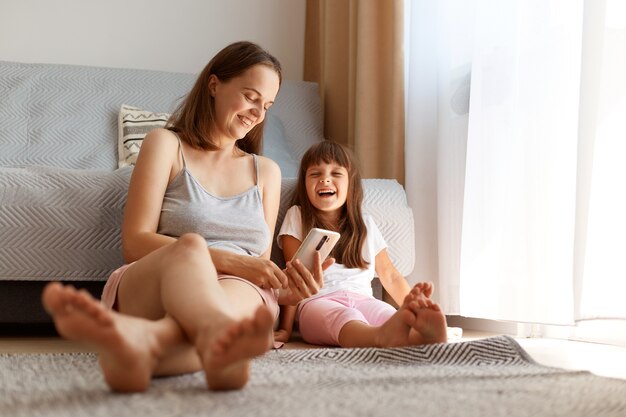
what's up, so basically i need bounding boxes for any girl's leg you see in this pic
[336,295,395,347]
[298,293,370,346]
[338,287,448,347]
[43,233,273,391]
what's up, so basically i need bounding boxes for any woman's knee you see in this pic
[177,233,208,249]
[159,233,214,269]
[175,233,211,256]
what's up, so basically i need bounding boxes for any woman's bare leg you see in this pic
[42,283,183,392]
[44,233,273,391]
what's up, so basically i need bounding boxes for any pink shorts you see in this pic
[100,263,280,321]
[297,290,397,346]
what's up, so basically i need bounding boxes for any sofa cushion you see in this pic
[0,61,194,170]
[0,60,324,171]
[118,104,170,168]
[261,115,299,178]
[0,166,414,280]
[0,165,131,281]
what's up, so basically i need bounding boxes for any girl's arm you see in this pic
[375,248,412,307]
[274,305,297,343]
[274,234,306,342]
[274,235,335,343]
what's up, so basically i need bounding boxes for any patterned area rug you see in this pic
[1,336,625,417]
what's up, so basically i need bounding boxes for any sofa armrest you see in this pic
[361,179,415,277]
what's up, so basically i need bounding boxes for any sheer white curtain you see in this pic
[405,0,626,336]
[460,1,582,324]
[404,0,475,313]
[577,0,626,321]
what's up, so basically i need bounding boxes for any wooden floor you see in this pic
[1,328,625,381]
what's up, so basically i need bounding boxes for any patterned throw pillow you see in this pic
[117,104,170,168]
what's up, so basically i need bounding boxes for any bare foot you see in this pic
[414,281,434,299]
[41,282,163,392]
[375,284,447,347]
[197,305,274,390]
[404,296,448,345]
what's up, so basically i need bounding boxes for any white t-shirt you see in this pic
[277,205,387,304]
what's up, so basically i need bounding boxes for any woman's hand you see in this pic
[241,256,289,290]
[210,248,288,290]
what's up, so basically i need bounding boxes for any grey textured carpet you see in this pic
[1,336,625,417]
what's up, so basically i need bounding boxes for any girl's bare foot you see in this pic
[375,284,447,347]
[404,296,448,345]
[196,305,274,390]
[414,282,434,299]
[41,282,165,392]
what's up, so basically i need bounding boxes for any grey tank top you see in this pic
[157,137,271,257]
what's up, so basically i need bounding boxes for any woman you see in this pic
[42,41,326,392]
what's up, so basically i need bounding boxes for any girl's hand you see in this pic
[284,252,334,301]
[273,328,291,344]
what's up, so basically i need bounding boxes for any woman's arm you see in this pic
[208,246,288,290]
[121,129,181,262]
[375,248,412,307]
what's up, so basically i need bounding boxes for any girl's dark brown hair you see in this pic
[292,141,368,269]
[168,41,282,154]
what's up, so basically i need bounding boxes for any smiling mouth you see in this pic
[317,190,336,197]
[239,115,254,127]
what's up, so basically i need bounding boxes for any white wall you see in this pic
[0,0,306,80]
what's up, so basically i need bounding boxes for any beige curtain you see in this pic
[304,0,405,183]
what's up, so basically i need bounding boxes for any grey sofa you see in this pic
[0,60,415,327]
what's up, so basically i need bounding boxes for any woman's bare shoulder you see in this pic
[131,128,183,174]
[256,154,281,180]
[142,128,180,149]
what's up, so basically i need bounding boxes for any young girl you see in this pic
[275,141,448,348]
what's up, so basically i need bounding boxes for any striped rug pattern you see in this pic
[1,336,624,417]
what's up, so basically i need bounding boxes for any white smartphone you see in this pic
[291,228,341,272]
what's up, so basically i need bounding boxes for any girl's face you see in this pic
[305,161,350,216]
[210,64,280,144]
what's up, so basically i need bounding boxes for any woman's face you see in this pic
[305,162,350,216]
[210,64,280,144]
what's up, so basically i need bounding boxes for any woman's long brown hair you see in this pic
[167,41,282,154]
[292,141,368,269]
